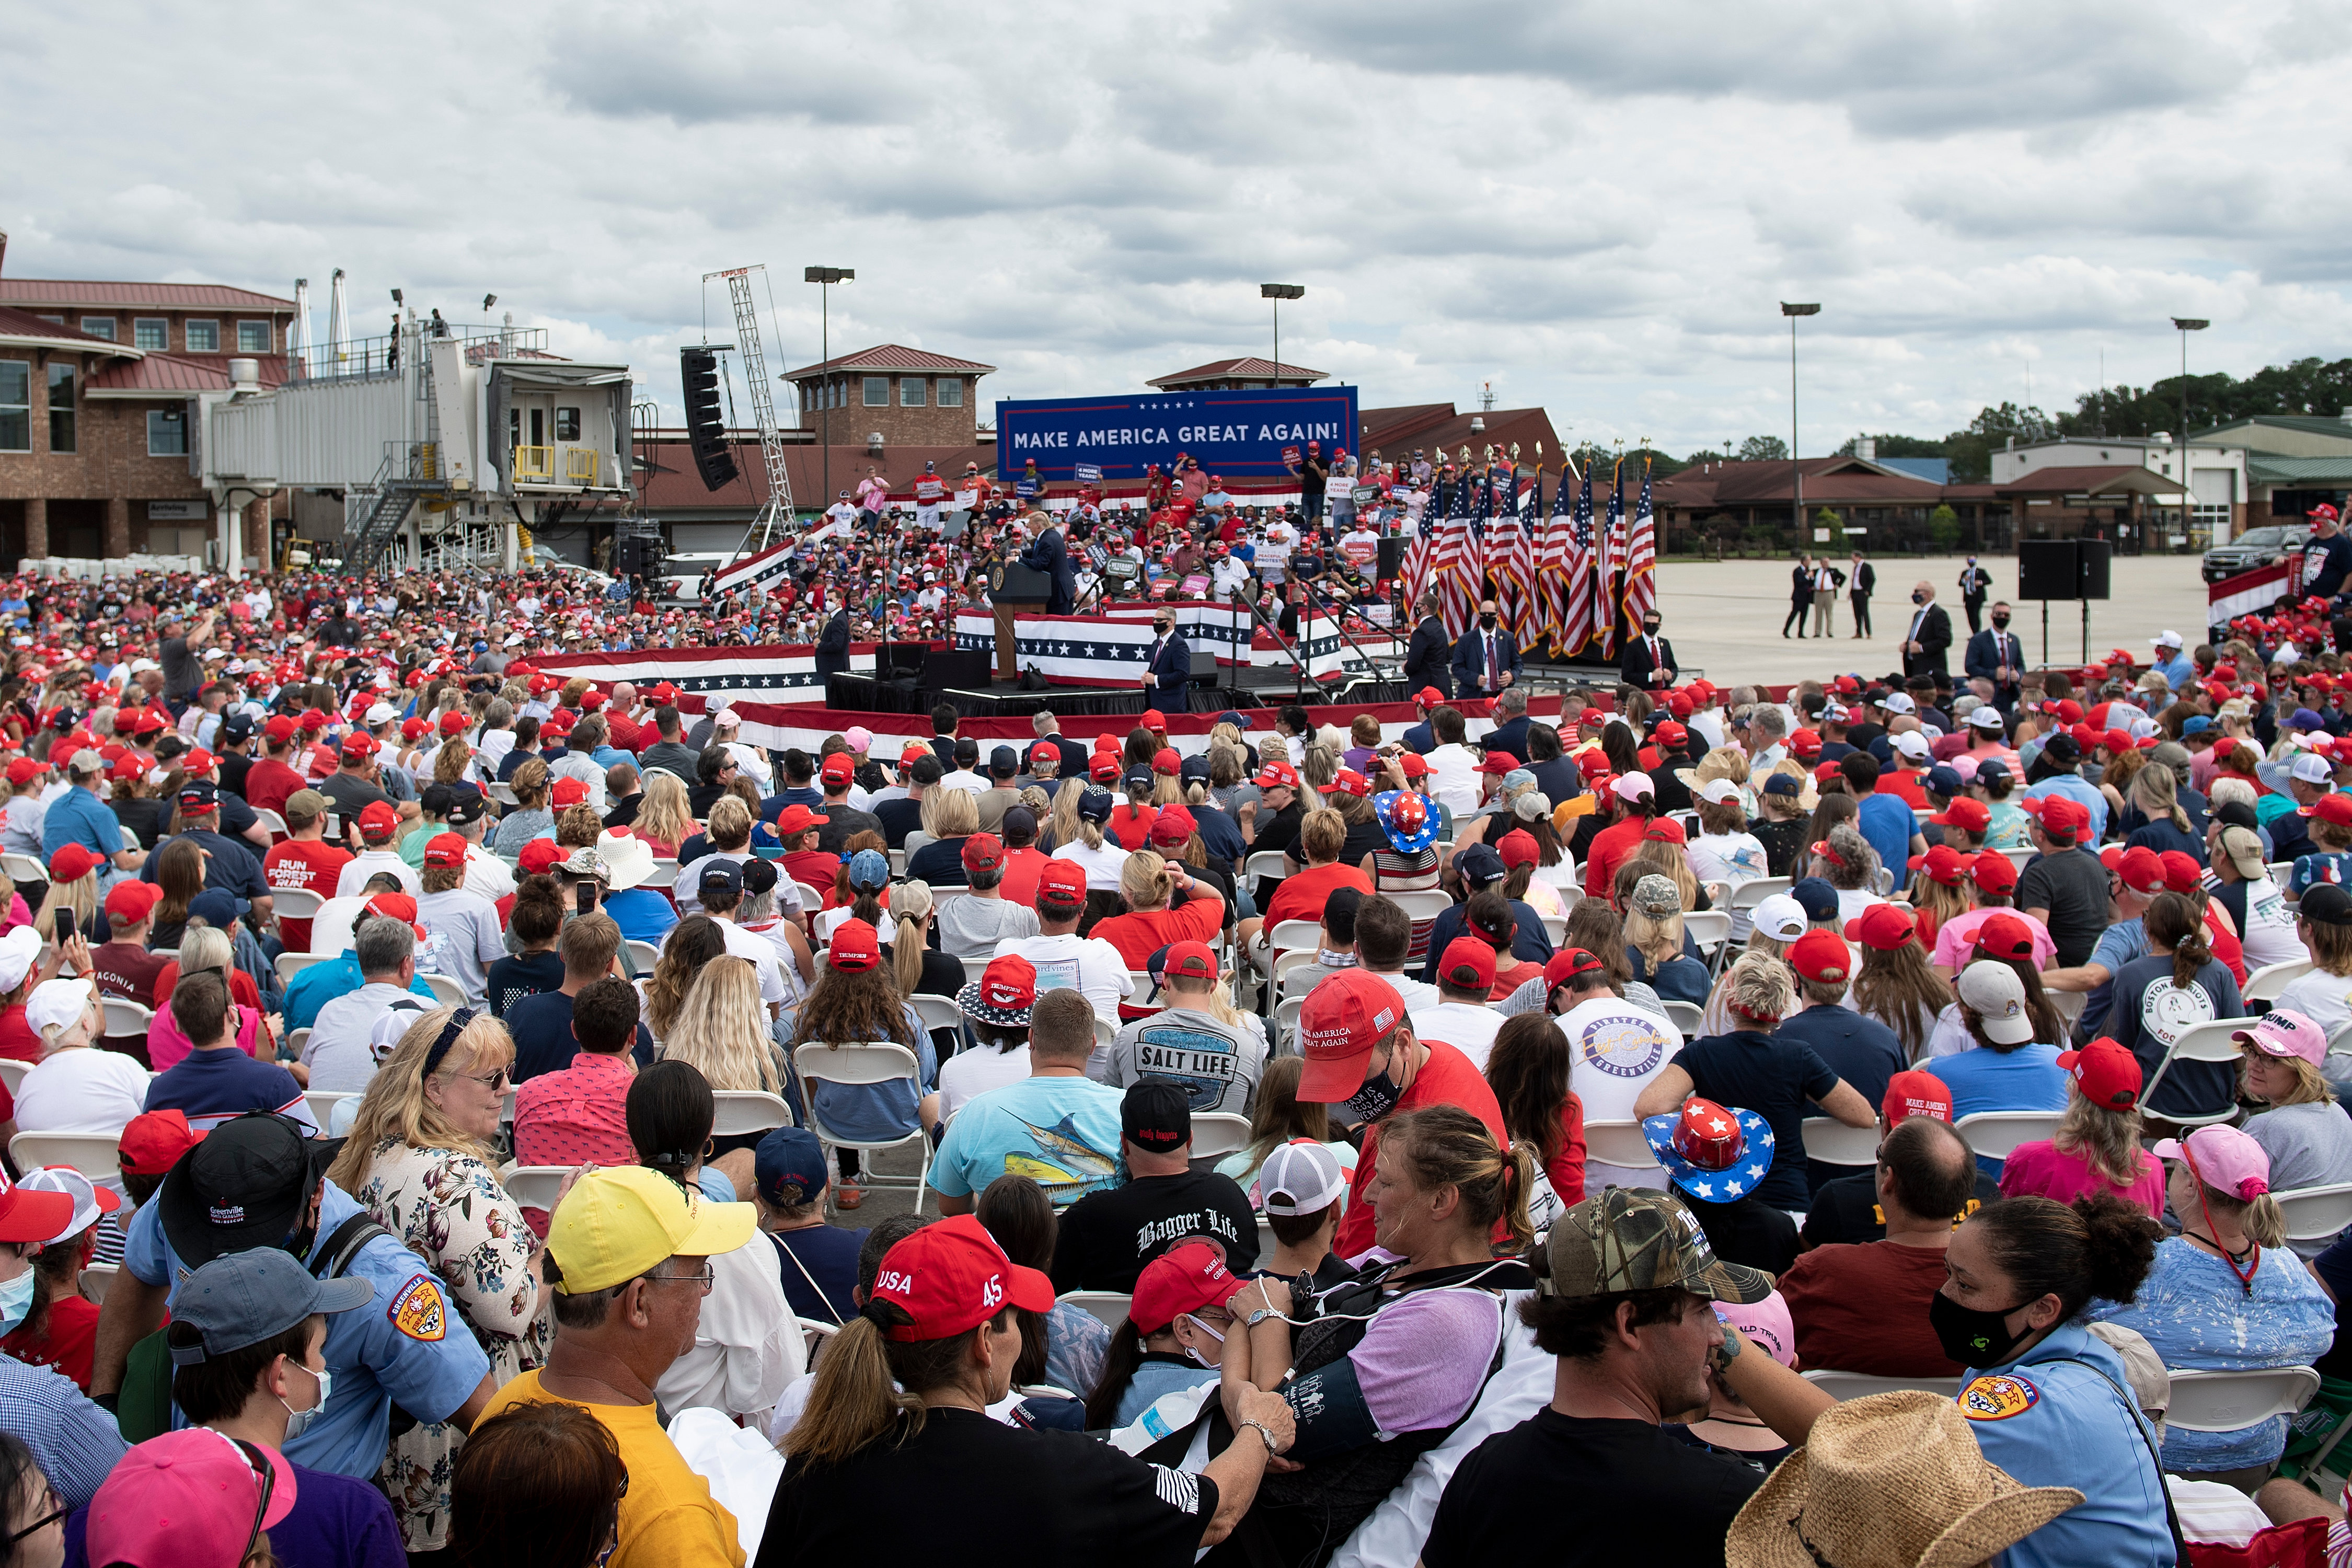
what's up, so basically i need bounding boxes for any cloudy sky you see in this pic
[7,0,2346,457]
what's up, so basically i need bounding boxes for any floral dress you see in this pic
[350,1137,550,1551]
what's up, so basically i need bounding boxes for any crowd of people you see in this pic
[5,554,2352,1567]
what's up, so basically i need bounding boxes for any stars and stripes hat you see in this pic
[1641,1098,1777,1205]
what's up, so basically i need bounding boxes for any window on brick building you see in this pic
[148,406,188,457]
[47,365,75,454]
[134,318,169,351]
[863,376,889,407]
[937,378,963,408]
[186,320,220,353]
[79,318,116,341]
[237,321,272,353]
[902,377,926,407]
[0,363,27,452]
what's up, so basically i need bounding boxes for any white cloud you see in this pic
[2,0,2347,460]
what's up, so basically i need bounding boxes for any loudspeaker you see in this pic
[679,348,739,493]
[2017,540,2080,601]
[1376,535,1407,581]
[2077,538,2112,601]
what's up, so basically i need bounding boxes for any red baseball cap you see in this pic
[1788,729,1821,760]
[439,710,469,737]
[1929,797,1989,834]
[2157,850,2204,895]
[1477,751,1517,776]
[2108,846,2165,896]
[1331,768,1371,798]
[1543,947,1607,992]
[551,777,589,809]
[1843,903,1918,951]
[1906,844,1968,887]
[1031,741,1060,765]
[960,833,1005,873]
[424,832,469,869]
[47,843,98,885]
[1297,968,1406,1101]
[1788,928,1854,983]
[0,1169,74,1245]
[1148,805,1196,848]
[1437,936,1496,994]
[518,839,567,875]
[364,891,429,940]
[1882,1069,1953,1125]
[2018,794,2089,843]
[1141,708,1168,731]
[543,708,576,736]
[117,1108,204,1178]
[2057,1036,2142,1110]
[339,731,376,764]
[867,1213,1054,1342]
[1653,720,1688,749]
[773,803,829,837]
[263,714,298,744]
[1037,858,1087,906]
[1129,1239,1248,1335]
[1091,754,1123,783]
[821,753,856,787]
[1968,851,2017,896]
[401,717,430,742]
[1161,940,1218,982]
[1972,912,2037,961]
[356,800,400,843]
[828,917,882,972]
[1152,747,1181,776]
[1496,828,1538,869]
[1254,762,1299,789]
[2303,793,2352,827]
[1396,752,1429,780]
[105,881,162,925]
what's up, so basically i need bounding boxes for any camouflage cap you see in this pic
[1539,1186,1773,1305]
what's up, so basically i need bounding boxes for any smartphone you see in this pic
[576,880,601,915]
[54,908,74,947]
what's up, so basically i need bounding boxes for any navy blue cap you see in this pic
[1760,773,1801,798]
[1214,710,1253,730]
[1924,764,1964,799]
[1455,841,1506,885]
[755,1126,828,1207]
[1974,757,2011,781]
[989,745,1019,776]
[1790,877,1840,922]
[698,858,745,896]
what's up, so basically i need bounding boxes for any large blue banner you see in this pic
[995,385,1360,481]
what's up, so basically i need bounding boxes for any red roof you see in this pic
[0,306,137,353]
[0,278,295,311]
[1147,357,1329,388]
[1360,406,1562,466]
[776,343,996,380]
[1652,457,1944,508]
[84,353,289,396]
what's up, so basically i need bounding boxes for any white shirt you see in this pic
[991,931,1134,1025]
[706,917,789,1007]
[13,1047,151,1133]
[335,849,421,900]
[1359,969,1443,1014]
[464,844,516,902]
[1057,836,1131,892]
[307,894,373,956]
[938,1043,1032,1120]
[1409,1001,1505,1073]
[654,1231,804,1424]
[1424,743,1481,816]
[417,886,508,1007]
[1556,995,1684,1187]
[938,769,988,797]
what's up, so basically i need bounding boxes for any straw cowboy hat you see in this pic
[1725,1390,2081,1568]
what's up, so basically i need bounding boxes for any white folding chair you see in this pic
[267,886,323,922]
[625,940,661,974]
[2276,1182,2352,1243]
[1805,1370,1965,1401]
[2161,1367,2322,1433]
[1381,890,1455,923]
[1265,920,1322,962]
[1582,1120,1665,1173]
[488,781,520,807]
[1728,876,1792,913]
[1057,1291,1132,1329]
[1952,1110,2066,1162]
[304,1090,352,1129]
[1682,910,1732,963]
[100,996,153,1039]
[2000,847,2033,873]
[1124,972,1166,1012]
[1801,1117,1881,1169]
[1191,1112,1250,1158]
[711,1090,794,1136]
[903,831,936,861]
[421,972,470,1009]
[2243,959,2314,1008]
[909,992,964,1049]
[793,1041,931,1215]
[80,1261,116,1305]
[275,951,332,988]
[1244,850,1288,885]
[1273,994,1306,1052]
[887,848,908,878]
[793,882,832,917]
[1278,963,1326,1000]
[252,807,292,839]
[2141,1018,2264,1127]
[1539,914,1567,946]
[500,1164,572,1213]
[10,1132,126,1181]
[0,1059,27,1098]
[1661,999,1704,1040]
[0,853,44,888]
[1093,1014,1117,1055]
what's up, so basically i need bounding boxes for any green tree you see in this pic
[1836,433,1952,460]
[1928,504,1961,549]
[1943,402,2056,484]
[1738,434,1789,463]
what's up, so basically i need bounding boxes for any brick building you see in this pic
[777,344,995,451]
[0,266,297,567]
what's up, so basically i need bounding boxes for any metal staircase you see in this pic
[343,441,450,577]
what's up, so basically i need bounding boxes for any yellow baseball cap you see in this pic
[546,1166,756,1295]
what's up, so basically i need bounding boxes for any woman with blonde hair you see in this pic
[38,844,99,940]
[432,736,476,788]
[2120,755,2197,858]
[781,919,938,1209]
[2001,1036,2164,1214]
[642,914,727,1040]
[662,957,789,1152]
[327,1005,544,1552]
[908,786,979,885]
[2235,1010,2352,1255]
[1042,773,1088,854]
[1807,821,1883,924]
[1091,850,1227,1019]
[144,920,267,1070]
[885,879,963,999]
[1618,869,1710,1004]
[631,769,694,858]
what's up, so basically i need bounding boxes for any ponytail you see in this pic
[1499,1139,1538,1257]
[1083,1319,1147,1430]
[2245,1192,2287,1251]
[787,1299,1009,1467]
[2146,892,2209,991]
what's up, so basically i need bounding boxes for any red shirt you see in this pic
[1334,1040,1506,1258]
[513,1051,637,1171]
[1090,896,1226,1019]
[782,850,843,905]
[606,712,642,752]
[1545,1096,1589,1212]
[1,1294,98,1390]
[0,1006,38,1064]
[241,757,309,818]
[1583,815,1650,901]
[263,838,352,953]
[1108,805,1159,851]
[1776,1240,1962,1378]
[1876,773,1929,810]
[1263,864,1374,933]
[998,846,1051,910]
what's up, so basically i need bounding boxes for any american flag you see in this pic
[1532,467,1572,652]
[1399,486,1442,611]
[1623,457,1658,630]
[1559,466,1597,657]
[1486,471,1538,639]
[1597,458,1626,658]
[1432,465,1481,637]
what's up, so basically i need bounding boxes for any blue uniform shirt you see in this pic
[123,1181,491,1479]
[40,786,123,863]
[1957,1321,2173,1568]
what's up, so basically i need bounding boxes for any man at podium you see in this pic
[1018,514,1078,614]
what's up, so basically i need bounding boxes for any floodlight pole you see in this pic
[1782,303,1820,542]
[2172,316,2209,548]
[806,267,854,515]
[1261,284,1304,384]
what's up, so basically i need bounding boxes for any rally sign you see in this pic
[996,385,1361,482]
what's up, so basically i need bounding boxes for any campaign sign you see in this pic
[997,385,1360,482]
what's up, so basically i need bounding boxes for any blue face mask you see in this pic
[280,1358,331,1442]
[0,1269,34,1336]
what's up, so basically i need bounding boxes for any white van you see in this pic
[656,551,737,603]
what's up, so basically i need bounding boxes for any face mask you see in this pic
[280,1358,331,1441]
[1911,592,1927,605]
[1643,622,1661,636]
[1991,615,2011,629]
[0,1269,33,1336]
[1182,1313,1227,1368]
[1345,1066,1405,1125]
[1928,1289,2030,1369]
[1479,615,1497,630]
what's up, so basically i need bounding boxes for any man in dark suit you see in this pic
[1025,712,1088,779]
[1783,556,1815,638]
[1018,518,1077,615]
[1620,607,1676,692]
[1901,579,1954,678]
[1138,605,1194,713]
[1401,591,1452,700]
[1964,599,2027,710]
[813,604,852,681]
[1848,550,1876,639]
[1450,598,1521,700]
[1482,687,1533,763]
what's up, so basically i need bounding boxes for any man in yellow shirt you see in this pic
[479,1165,757,1566]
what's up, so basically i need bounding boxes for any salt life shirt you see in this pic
[1094,1006,1265,1116]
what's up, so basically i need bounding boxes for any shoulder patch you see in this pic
[1958,1373,2040,1422]
[388,1275,448,1342]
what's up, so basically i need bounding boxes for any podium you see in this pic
[989,558,1056,681]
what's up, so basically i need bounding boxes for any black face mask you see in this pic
[1344,1068,1404,1124]
[1991,615,2011,629]
[1643,621,1662,636]
[1928,1289,2031,1368]
[1479,615,1497,630]
[1911,592,1928,605]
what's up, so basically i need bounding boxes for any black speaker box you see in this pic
[2017,540,2080,601]
[2077,538,2112,601]
[1376,535,1406,581]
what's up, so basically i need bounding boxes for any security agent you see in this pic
[89,1110,495,1479]
[1138,606,1194,712]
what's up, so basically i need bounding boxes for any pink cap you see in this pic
[2151,1124,2272,1203]
[1714,1290,1797,1368]
[2234,1009,2328,1069]
[87,1428,297,1567]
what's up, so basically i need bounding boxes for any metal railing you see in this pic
[566,446,601,486]
[513,445,555,482]
[285,324,549,386]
